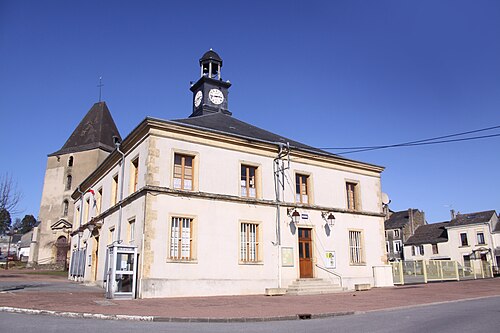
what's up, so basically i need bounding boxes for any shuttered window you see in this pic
[170,217,193,260]
[349,230,364,264]
[240,223,259,262]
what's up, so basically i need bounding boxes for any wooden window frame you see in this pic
[295,173,311,204]
[130,156,139,194]
[348,229,365,265]
[345,181,360,211]
[476,231,486,245]
[173,153,195,191]
[168,216,196,261]
[239,221,261,264]
[111,174,119,206]
[96,187,103,215]
[240,164,259,198]
[460,232,469,247]
[128,218,136,243]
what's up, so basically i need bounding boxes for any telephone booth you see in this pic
[105,244,138,299]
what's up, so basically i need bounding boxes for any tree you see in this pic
[14,214,37,234]
[0,208,12,235]
[0,173,21,214]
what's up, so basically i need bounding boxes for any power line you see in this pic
[317,124,500,155]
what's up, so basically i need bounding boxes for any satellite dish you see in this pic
[382,193,390,205]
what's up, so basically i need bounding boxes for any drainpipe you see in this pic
[114,137,125,244]
[76,186,85,280]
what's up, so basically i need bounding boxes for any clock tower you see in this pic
[189,49,232,117]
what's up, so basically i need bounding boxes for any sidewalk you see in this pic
[1,269,500,322]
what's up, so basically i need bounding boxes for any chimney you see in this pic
[450,209,456,219]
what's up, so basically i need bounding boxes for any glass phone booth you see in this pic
[105,244,138,299]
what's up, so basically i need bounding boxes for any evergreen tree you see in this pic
[0,208,12,235]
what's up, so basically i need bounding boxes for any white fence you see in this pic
[391,259,493,285]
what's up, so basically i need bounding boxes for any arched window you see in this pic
[68,156,74,167]
[63,200,69,216]
[66,175,72,191]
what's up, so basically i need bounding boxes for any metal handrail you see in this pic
[315,264,343,288]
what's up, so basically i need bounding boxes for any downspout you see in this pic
[114,138,125,244]
[75,186,84,280]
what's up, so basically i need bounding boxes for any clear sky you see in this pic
[1,1,499,224]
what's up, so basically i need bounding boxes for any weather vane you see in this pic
[97,76,104,102]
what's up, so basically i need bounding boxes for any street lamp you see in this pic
[5,226,18,270]
[321,211,336,227]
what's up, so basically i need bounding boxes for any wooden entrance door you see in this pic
[298,228,313,278]
[55,236,69,268]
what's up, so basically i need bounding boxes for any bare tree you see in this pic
[0,173,22,214]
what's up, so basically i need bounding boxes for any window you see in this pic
[418,245,424,256]
[477,232,485,245]
[170,217,193,260]
[111,174,119,205]
[76,205,81,225]
[66,175,72,191]
[240,222,260,263]
[432,244,439,254]
[173,154,193,190]
[128,219,135,243]
[393,240,402,252]
[346,182,359,210]
[463,254,471,267]
[84,198,90,222]
[295,174,309,204]
[130,157,139,194]
[394,229,400,238]
[411,246,416,256]
[460,233,468,246]
[241,165,257,198]
[62,200,69,216]
[96,188,103,215]
[68,156,74,167]
[349,230,364,264]
[386,241,390,252]
[109,227,115,245]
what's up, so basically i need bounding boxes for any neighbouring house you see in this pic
[67,50,393,298]
[18,229,35,262]
[384,209,426,261]
[29,102,121,268]
[492,222,500,273]
[0,234,21,259]
[445,210,498,273]
[403,222,450,260]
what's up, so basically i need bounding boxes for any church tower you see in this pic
[30,102,121,268]
[189,49,232,117]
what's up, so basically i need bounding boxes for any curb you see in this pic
[1,295,499,323]
[0,306,355,323]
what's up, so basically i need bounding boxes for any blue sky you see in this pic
[1,1,499,223]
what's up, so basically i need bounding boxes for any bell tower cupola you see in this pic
[189,49,232,118]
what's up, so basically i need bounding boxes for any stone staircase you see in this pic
[286,278,345,296]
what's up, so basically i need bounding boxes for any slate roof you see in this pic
[448,210,496,227]
[384,209,419,229]
[50,102,121,156]
[171,112,334,156]
[405,222,449,245]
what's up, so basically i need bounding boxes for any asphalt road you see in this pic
[1,296,499,333]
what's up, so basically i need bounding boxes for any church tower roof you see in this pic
[50,101,121,156]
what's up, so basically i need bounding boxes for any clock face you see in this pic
[208,89,224,105]
[194,90,203,107]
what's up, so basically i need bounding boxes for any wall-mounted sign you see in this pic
[282,247,294,267]
[301,214,309,220]
[324,250,336,269]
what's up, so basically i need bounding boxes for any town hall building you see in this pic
[67,50,392,298]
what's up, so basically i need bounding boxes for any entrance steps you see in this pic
[286,278,345,296]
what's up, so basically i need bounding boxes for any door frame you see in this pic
[298,227,314,278]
